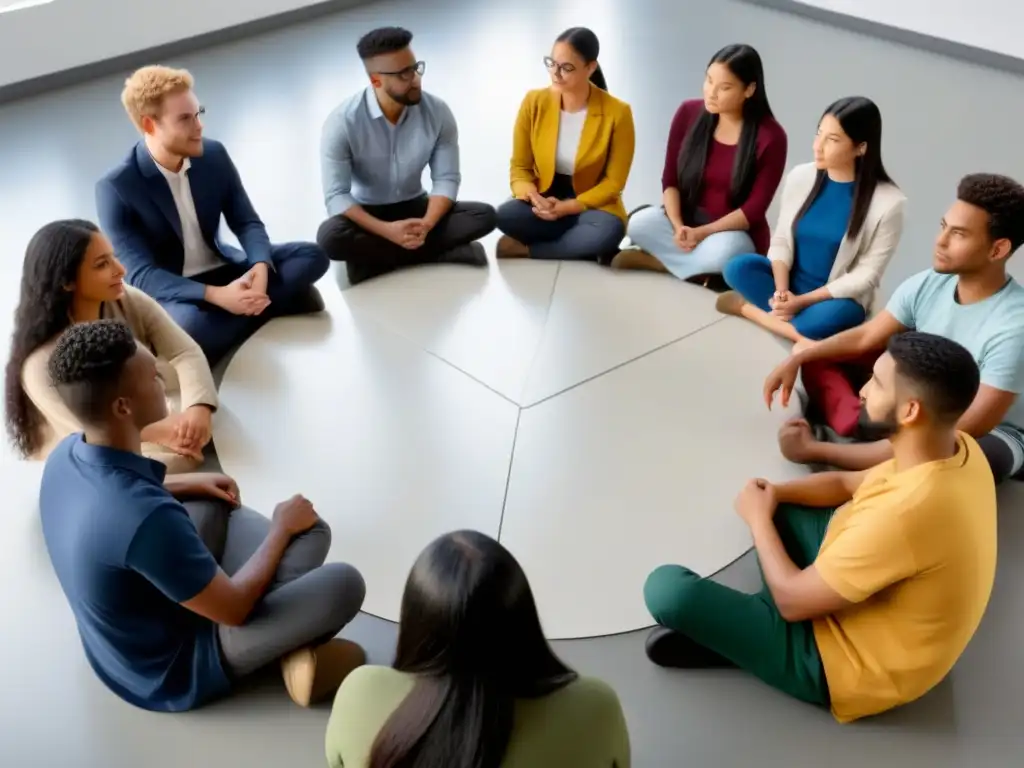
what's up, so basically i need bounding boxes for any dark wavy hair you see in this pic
[367,530,577,768]
[555,27,608,92]
[791,97,894,242]
[956,173,1024,254]
[4,219,99,456]
[677,44,773,223]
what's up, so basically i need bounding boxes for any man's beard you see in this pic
[388,86,422,106]
[856,402,899,441]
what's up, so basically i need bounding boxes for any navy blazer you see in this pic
[95,139,273,303]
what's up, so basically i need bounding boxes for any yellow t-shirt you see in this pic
[812,433,997,723]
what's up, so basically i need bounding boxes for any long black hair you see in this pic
[676,44,773,223]
[555,26,608,92]
[791,96,893,241]
[367,530,577,768]
[4,219,99,456]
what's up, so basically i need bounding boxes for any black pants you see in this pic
[316,196,496,285]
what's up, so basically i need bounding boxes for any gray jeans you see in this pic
[185,500,366,678]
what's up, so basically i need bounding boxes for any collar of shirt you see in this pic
[364,86,410,127]
[152,155,192,180]
[70,433,168,484]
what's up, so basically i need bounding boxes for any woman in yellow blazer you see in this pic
[495,27,635,264]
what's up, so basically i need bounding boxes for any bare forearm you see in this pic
[798,285,834,307]
[229,526,291,622]
[343,204,389,238]
[662,188,684,229]
[771,261,791,292]
[774,473,854,508]
[703,208,750,235]
[810,439,893,471]
[423,195,454,228]
[750,518,802,615]
[794,323,877,366]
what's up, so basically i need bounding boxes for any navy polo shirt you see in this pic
[39,434,230,712]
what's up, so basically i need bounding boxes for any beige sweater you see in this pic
[21,286,218,473]
[767,162,907,313]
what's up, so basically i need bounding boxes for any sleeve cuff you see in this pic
[327,194,357,218]
[429,181,459,201]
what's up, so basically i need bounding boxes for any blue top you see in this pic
[792,177,855,294]
[320,87,461,216]
[887,270,1024,429]
[39,434,229,712]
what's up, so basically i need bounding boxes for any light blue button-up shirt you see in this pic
[319,87,461,216]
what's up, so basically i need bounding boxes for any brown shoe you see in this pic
[715,290,745,317]
[496,235,530,259]
[281,638,366,707]
[610,248,668,272]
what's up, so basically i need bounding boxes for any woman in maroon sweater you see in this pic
[615,44,787,286]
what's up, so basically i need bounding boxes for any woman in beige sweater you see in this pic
[4,219,218,472]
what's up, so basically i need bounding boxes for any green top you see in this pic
[325,666,631,767]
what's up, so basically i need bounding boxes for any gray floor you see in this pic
[1,0,1023,765]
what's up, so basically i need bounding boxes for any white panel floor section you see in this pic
[213,290,518,622]
[502,318,807,639]
[217,264,807,636]
[340,261,559,402]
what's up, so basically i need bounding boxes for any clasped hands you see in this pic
[208,262,271,317]
[144,404,213,462]
[382,218,433,250]
[733,477,779,529]
[526,191,581,221]
[768,288,809,321]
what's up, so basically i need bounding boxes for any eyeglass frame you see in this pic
[375,61,426,82]
[543,56,578,76]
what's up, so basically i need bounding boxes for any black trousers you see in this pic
[316,196,496,285]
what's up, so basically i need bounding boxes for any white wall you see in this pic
[794,0,1021,60]
[0,0,340,89]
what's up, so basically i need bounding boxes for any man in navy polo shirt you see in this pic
[39,320,366,711]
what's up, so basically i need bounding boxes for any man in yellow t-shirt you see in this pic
[644,331,998,722]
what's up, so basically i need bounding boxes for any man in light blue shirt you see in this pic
[762,173,1024,483]
[317,26,496,285]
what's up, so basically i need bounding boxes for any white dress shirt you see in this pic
[154,157,224,277]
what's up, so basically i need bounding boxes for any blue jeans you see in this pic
[163,241,328,364]
[723,254,866,340]
[626,205,753,280]
[496,199,625,263]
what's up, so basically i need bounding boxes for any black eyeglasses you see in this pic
[543,56,576,76]
[377,61,426,82]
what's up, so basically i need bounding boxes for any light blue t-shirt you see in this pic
[886,269,1024,429]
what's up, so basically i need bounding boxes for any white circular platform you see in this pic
[214,261,806,639]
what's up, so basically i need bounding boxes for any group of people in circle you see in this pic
[5,17,1023,768]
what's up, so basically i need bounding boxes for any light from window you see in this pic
[0,0,56,13]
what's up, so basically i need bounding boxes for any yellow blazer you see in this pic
[510,86,635,222]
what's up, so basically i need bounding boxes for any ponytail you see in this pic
[590,63,608,92]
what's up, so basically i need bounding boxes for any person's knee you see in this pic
[722,252,762,288]
[699,232,754,273]
[466,202,498,240]
[625,206,664,247]
[644,564,702,629]
[495,199,532,237]
[316,217,350,260]
[276,242,329,285]
[320,562,367,622]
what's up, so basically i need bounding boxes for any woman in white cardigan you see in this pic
[716,97,905,343]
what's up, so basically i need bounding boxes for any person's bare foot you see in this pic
[610,248,668,272]
[715,290,745,317]
[281,638,366,707]
[778,418,820,464]
[496,235,529,259]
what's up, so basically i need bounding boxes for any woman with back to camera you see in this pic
[325,530,630,767]
[717,97,905,343]
[4,219,217,472]
[494,27,636,264]
[616,44,787,288]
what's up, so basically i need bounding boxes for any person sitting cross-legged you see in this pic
[644,332,997,723]
[39,320,366,711]
[96,65,329,365]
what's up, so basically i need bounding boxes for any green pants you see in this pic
[643,504,833,706]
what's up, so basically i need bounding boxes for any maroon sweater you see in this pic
[661,99,788,255]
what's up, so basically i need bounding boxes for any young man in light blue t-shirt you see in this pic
[762,172,1024,482]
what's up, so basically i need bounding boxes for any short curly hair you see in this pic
[357,26,413,61]
[48,320,138,426]
[121,65,194,132]
[957,173,1024,254]
[888,331,980,425]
